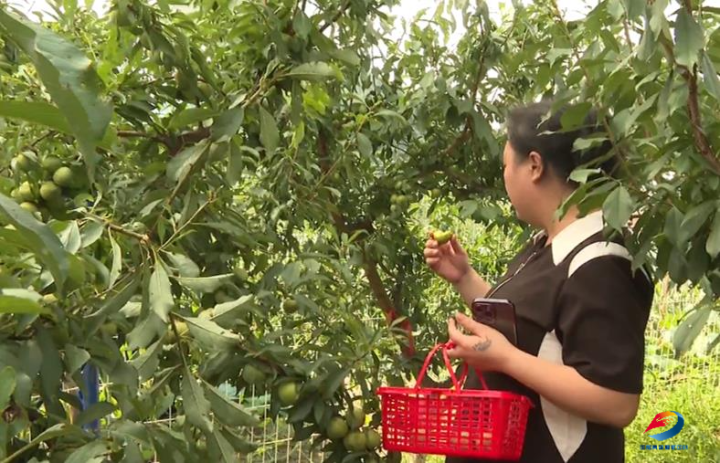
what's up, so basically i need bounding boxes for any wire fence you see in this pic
[222,281,720,463]
[54,283,717,462]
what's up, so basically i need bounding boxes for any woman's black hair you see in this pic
[506,99,618,185]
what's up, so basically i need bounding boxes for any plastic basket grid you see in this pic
[377,343,533,460]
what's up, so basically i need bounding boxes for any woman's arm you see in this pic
[446,313,640,429]
[504,348,640,428]
[453,268,492,308]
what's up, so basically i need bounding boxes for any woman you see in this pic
[424,100,654,463]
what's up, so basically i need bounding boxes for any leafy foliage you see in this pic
[0,0,719,461]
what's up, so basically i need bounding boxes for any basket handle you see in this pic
[444,342,489,391]
[414,342,488,392]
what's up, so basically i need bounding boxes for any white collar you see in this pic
[549,210,605,264]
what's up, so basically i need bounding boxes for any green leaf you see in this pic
[75,402,116,428]
[149,263,174,323]
[178,273,233,293]
[203,380,261,427]
[130,339,164,381]
[0,366,16,412]
[88,274,141,319]
[221,428,259,454]
[169,108,219,130]
[0,101,71,133]
[181,369,214,434]
[59,221,82,254]
[167,139,211,183]
[560,102,592,130]
[664,207,685,247]
[164,252,200,278]
[64,344,90,375]
[701,51,720,102]
[0,194,69,294]
[569,168,602,184]
[375,109,407,124]
[356,133,372,157]
[208,429,237,463]
[673,304,712,357]
[182,316,240,352]
[36,327,64,418]
[674,9,704,67]
[212,295,257,328]
[284,62,335,81]
[602,186,634,231]
[108,232,122,289]
[127,313,166,350]
[0,10,112,170]
[0,289,48,314]
[259,106,280,154]
[66,440,107,463]
[622,0,644,21]
[288,396,315,423]
[212,107,244,141]
[329,49,361,66]
[679,200,715,243]
[321,367,350,400]
[80,220,104,249]
[227,140,244,186]
[706,211,720,258]
[293,11,312,38]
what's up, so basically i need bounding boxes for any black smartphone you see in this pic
[470,298,518,346]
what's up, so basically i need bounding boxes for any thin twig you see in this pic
[318,0,351,33]
[160,192,217,251]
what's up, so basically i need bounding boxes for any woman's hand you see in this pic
[424,233,471,284]
[446,312,518,373]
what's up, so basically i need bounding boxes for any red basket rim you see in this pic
[377,386,534,407]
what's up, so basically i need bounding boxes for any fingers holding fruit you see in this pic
[424,229,471,284]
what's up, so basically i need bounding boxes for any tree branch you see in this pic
[682,65,720,175]
[318,0,351,33]
[317,130,415,358]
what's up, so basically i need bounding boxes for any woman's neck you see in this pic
[542,204,581,246]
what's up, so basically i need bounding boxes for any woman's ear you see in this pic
[527,151,545,182]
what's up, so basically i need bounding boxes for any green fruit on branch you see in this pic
[40,182,61,201]
[129,222,147,233]
[14,154,32,172]
[100,322,118,336]
[198,308,215,320]
[347,406,366,430]
[42,156,63,172]
[343,431,367,452]
[233,266,249,281]
[282,298,298,313]
[242,364,267,385]
[165,321,189,343]
[433,230,453,244]
[42,293,58,304]
[365,429,381,449]
[10,189,21,201]
[18,182,35,201]
[20,202,39,214]
[52,167,75,188]
[391,194,409,205]
[278,381,299,406]
[327,416,350,440]
[430,188,441,198]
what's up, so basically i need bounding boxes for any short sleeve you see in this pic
[556,255,653,394]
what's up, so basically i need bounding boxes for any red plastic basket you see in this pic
[377,342,533,460]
